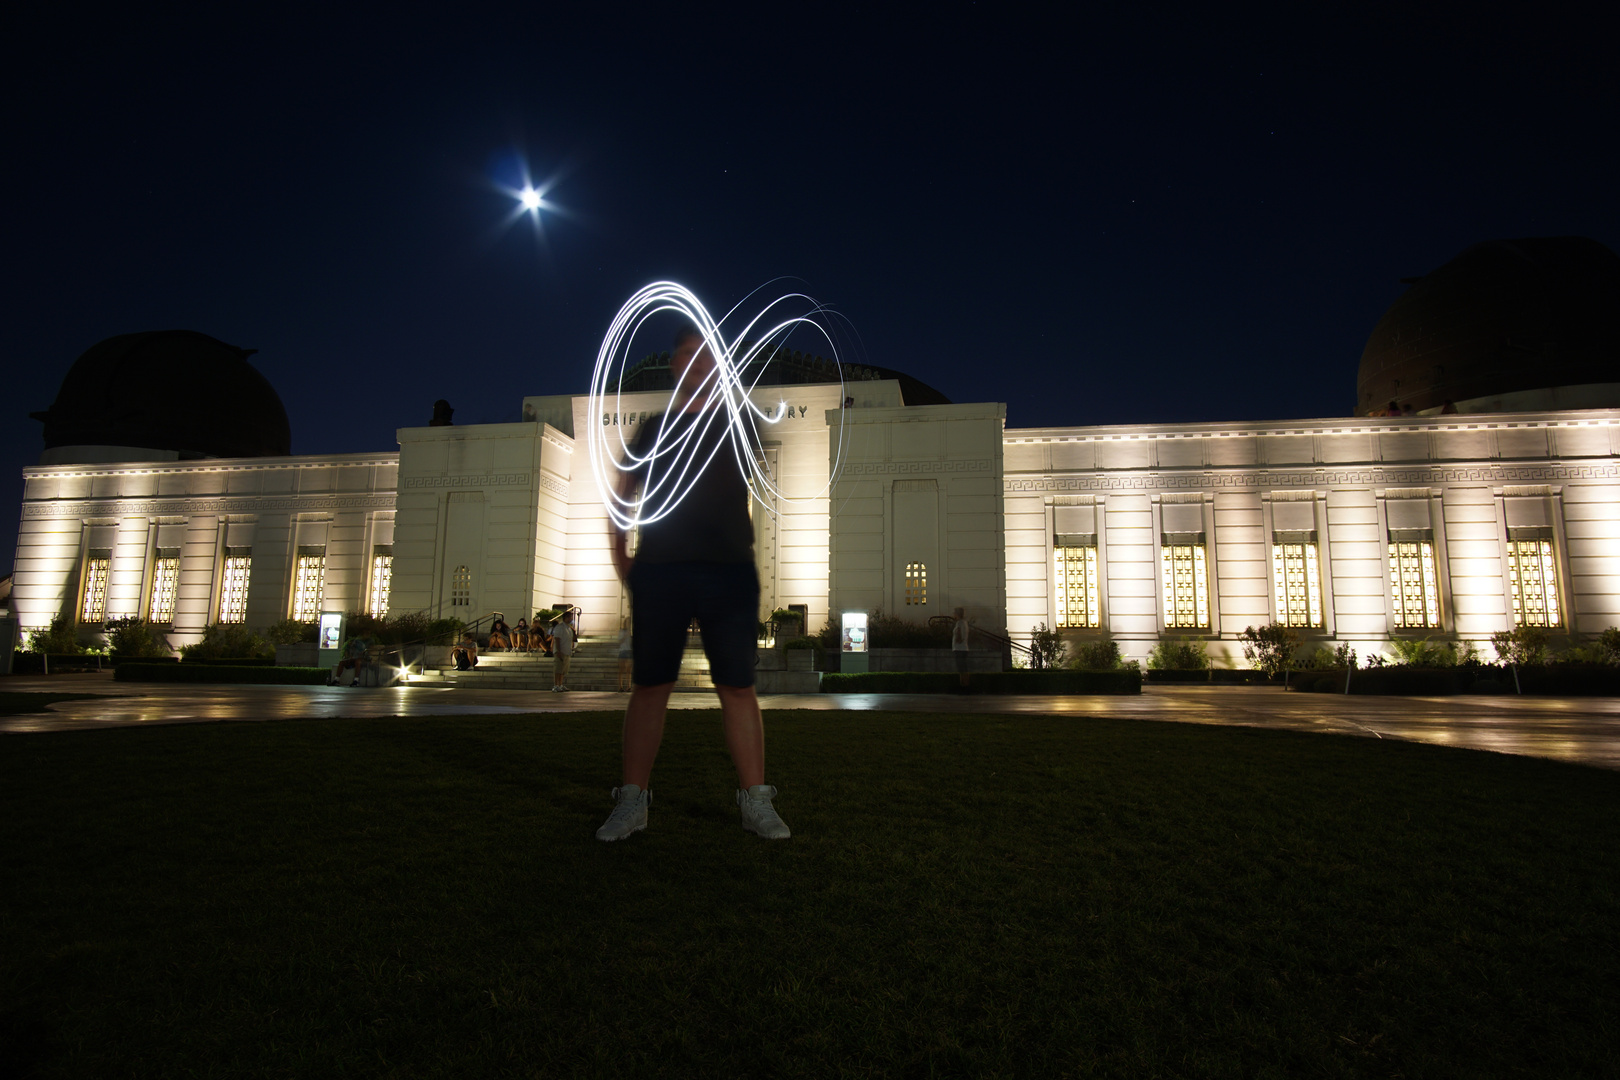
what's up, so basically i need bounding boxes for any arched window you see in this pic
[904,562,927,606]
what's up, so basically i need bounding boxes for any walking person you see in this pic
[551,613,574,691]
[595,325,789,842]
[952,607,972,692]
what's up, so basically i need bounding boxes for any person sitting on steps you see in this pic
[488,614,511,651]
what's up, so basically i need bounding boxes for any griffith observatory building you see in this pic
[12,237,1620,667]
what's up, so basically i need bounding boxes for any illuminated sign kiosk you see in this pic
[841,611,868,673]
[318,612,344,672]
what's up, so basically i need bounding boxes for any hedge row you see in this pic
[114,664,331,685]
[1143,667,1279,685]
[1292,664,1620,696]
[819,669,1141,695]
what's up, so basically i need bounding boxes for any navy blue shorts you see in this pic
[628,561,759,688]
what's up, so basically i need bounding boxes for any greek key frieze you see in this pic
[840,459,992,476]
[1004,462,1619,493]
[400,473,530,489]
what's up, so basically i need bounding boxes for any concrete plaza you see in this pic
[4,673,1619,771]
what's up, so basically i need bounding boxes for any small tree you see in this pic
[1596,627,1620,666]
[1027,622,1067,670]
[1240,622,1299,678]
[1491,625,1549,667]
[26,616,83,655]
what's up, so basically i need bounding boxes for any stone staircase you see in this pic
[410,636,716,692]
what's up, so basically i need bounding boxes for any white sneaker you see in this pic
[596,785,649,841]
[737,784,791,839]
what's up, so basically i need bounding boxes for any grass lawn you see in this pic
[3,710,1617,1078]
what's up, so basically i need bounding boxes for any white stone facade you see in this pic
[13,385,1620,665]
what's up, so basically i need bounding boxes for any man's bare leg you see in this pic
[622,682,675,788]
[716,683,765,790]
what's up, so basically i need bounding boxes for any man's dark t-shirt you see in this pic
[626,407,755,565]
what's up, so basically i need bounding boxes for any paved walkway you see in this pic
[4,674,1619,771]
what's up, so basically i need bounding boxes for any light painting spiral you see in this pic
[588,282,852,531]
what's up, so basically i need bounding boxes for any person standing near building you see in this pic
[952,607,972,692]
[550,613,574,691]
[595,325,790,842]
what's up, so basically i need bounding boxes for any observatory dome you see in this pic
[31,330,291,464]
[1355,236,1620,416]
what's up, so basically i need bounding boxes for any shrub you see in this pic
[105,616,172,658]
[1027,622,1067,670]
[1492,626,1549,667]
[1387,636,1462,667]
[26,616,83,655]
[869,610,953,649]
[179,622,273,661]
[360,612,465,646]
[1147,638,1209,670]
[783,636,820,651]
[1565,628,1620,666]
[1240,622,1299,678]
[264,618,318,646]
[1070,631,1122,671]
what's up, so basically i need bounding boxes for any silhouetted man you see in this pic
[595,326,789,842]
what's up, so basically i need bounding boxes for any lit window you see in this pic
[451,565,471,607]
[148,549,179,624]
[291,547,326,622]
[1388,538,1440,629]
[1507,532,1561,628]
[904,562,927,605]
[1161,542,1209,629]
[1055,544,1099,628]
[1271,537,1323,628]
[219,548,252,624]
[81,551,110,623]
[370,546,393,618]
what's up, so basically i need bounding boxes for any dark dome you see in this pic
[32,330,291,458]
[1356,236,1620,415]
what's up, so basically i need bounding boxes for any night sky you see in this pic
[6,7,1616,575]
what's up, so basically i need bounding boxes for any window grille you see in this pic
[904,562,927,605]
[148,549,180,624]
[291,547,326,622]
[81,551,110,623]
[1055,544,1099,628]
[1507,534,1561,628]
[219,548,252,624]
[369,546,393,618]
[1388,539,1440,629]
[1161,543,1209,629]
[451,565,471,608]
[1271,538,1323,628]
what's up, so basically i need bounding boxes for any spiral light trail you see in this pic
[588,282,851,531]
